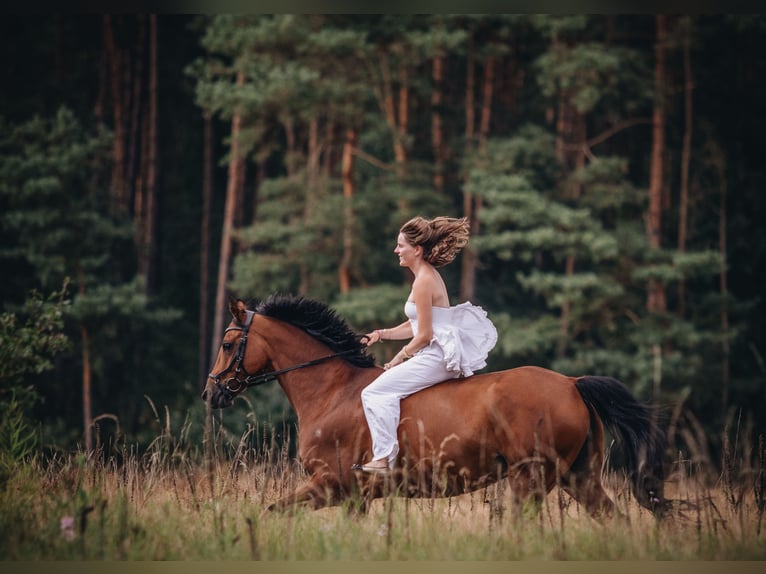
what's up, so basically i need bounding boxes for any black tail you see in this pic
[575,376,668,514]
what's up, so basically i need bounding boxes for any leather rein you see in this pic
[207,309,359,394]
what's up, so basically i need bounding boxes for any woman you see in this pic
[354,216,497,473]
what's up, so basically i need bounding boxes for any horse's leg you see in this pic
[267,475,342,511]
[506,461,548,519]
[561,463,615,517]
[267,471,376,515]
[560,413,615,518]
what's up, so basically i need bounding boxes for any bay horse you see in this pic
[203,294,668,517]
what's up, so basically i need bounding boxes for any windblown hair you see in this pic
[400,216,470,267]
[254,294,376,368]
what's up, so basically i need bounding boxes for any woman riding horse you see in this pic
[355,216,497,473]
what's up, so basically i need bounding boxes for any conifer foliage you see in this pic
[0,15,764,460]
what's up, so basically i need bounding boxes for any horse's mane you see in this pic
[254,294,377,368]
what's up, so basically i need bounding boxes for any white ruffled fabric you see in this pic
[405,301,497,377]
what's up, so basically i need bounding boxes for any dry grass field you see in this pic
[1,416,764,561]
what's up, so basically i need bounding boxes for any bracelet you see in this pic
[375,329,385,342]
[403,346,413,358]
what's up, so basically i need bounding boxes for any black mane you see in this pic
[254,294,376,368]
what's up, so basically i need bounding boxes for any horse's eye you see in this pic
[222,342,233,352]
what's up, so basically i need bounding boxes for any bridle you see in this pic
[207,309,359,395]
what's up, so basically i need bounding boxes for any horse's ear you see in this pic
[228,297,248,324]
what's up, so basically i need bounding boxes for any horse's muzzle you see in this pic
[200,384,234,409]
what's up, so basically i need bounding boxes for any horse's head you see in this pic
[202,298,267,409]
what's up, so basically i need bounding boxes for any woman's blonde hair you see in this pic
[399,216,470,267]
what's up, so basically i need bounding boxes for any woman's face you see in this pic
[394,233,421,268]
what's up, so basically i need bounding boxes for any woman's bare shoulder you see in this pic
[410,276,435,305]
[412,270,449,306]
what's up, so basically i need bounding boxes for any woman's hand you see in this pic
[384,355,403,370]
[384,347,409,370]
[363,330,382,347]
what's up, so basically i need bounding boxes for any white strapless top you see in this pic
[405,300,497,377]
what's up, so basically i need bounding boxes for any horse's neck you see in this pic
[265,324,334,368]
[265,324,372,417]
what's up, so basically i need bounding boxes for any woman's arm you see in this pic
[384,276,434,369]
[364,320,413,345]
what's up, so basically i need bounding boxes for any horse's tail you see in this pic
[574,375,668,514]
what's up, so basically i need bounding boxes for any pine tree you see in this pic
[0,108,181,450]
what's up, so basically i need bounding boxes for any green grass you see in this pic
[1,419,764,560]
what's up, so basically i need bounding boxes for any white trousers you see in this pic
[361,343,460,468]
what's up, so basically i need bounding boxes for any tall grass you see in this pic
[1,404,764,560]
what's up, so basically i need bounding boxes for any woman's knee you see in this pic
[361,385,398,410]
[360,384,381,406]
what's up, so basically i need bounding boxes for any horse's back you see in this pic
[399,365,590,470]
[405,365,582,413]
[473,365,590,440]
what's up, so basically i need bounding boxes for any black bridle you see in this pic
[207,309,360,395]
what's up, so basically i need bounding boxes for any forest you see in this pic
[1,14,764,478]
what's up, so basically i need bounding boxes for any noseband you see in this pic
[207,310,359,396]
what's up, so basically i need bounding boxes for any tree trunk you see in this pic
[478,58,494,154]
[555,90,582,193]
[677,17,694,319]
[558,254,575,358]
[646,15,668,408]
[77,265,93,452]
[339,129,357,294]
[94,48,108,124]
[211,70,246,362]
[142,13,158,294]
[431,54,445,193]
[460,36,476,301]
[646,14,667,315]
[103,15,128,216]
[135,107,148,258]
[465,35,475,147]
[254,158,266,222]
[307,117,320,192]
[716,154,730,420]
[198,113,213,388]
[551,34,587,355]
[555,89,568,163]
[575,114,586,191]
[460,37,476,301]
[300,116,321,295]
[127,15,146,219]
[81,322,93,452]
[461,57,494,302]
[378,55,407,173]
[397,64,410,170]
[323,117,335,179]
[283,117,296,179]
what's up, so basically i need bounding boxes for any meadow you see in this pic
[1,410,764,562]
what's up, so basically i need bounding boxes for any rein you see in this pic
[239,347,359,389]
[208,309,361,394]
